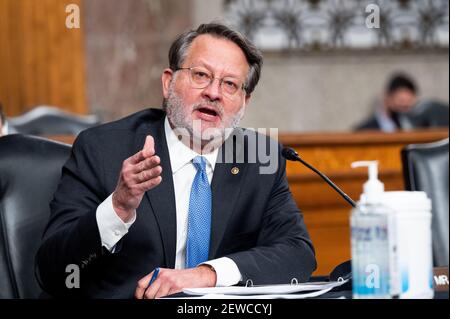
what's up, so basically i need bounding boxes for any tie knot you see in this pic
[193,156,207,172]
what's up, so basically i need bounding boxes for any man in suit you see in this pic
[36,23,316,299]
[356,73,449,132]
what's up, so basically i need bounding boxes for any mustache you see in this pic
[192,101,224,118]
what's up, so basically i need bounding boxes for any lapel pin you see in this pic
[231,167,239,175]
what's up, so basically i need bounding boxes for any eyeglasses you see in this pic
[175,66,246,99]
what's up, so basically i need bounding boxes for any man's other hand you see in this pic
[134,266,217,299]
[112,135,162,222]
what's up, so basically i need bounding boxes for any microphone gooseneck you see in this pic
[282,147,356,208]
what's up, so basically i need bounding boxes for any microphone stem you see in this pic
[294,157,356,208]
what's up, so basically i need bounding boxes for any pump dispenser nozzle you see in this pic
[351,161,384,204]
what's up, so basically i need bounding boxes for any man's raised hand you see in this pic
[112,135,162,222]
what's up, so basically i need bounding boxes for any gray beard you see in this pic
[164,82,245,145]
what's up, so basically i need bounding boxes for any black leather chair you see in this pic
[402,138,449,267]
[0,134,71,298]
[8,106,100,136]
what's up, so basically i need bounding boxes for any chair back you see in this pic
[402,138,449,267]
[0,134,71,298]
[8,106,100,135]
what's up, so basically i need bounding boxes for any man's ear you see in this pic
[162,69,174,99]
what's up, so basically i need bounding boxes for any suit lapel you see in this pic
[136,116,177,268]
[209,129,247,259]
[135,119,248,266]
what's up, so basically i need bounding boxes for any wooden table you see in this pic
[280,129,449,275]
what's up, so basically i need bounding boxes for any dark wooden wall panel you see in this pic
[0,0,86,116]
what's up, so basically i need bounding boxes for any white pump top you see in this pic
[351,161,384,204]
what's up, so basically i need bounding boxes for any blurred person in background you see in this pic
[356,73,449,132]
[0,102,7,136]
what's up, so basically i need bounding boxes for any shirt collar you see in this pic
[375,106,397,132]
[164,117,218,174]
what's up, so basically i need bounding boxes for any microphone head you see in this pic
[281,147,300,161]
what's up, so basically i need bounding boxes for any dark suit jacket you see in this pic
[355,101,449,131]
[35,108,316,298]
[355,116,381,131]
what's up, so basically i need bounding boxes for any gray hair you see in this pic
[168,23,263,95]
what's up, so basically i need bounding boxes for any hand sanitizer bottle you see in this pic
[351,161,394,299]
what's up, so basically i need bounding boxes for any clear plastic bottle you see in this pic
[350,161,392,299]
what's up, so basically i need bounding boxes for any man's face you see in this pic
[162,34,250,141]
[385,89,417,114]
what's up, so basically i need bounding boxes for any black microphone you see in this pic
[282,147,356,208]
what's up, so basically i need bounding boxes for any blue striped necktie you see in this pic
[185,156,212,268]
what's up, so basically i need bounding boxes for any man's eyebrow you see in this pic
[192,60,243,78]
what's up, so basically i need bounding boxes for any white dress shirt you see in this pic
[375,107,397,132]
[96,117,242,287]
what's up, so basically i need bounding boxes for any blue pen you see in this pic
[147,267,160,288]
